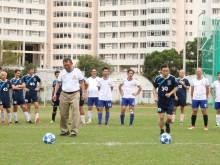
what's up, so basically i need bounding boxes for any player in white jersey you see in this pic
[86,68,100,123]
[97,67,114,125]
[189,68,209,130]
[210,72,220,127]
[119,69,142,126]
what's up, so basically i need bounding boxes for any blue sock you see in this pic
[120,114,125,125]
[130,114,134,125]
[105,112,110,124]
[98,113,102,124]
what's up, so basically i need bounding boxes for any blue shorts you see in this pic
[0,99,11,109]
[52,95,60,107]
[87,97,99,106]
[192,100,208,109]
[215,102,220,110]
[12,97,26,105]
[157,100,175,115]
[121,98,135,107]
[25,93,38,103]
[98,100,112,108]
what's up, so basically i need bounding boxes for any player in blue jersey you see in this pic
[153,64,178,135]
[50,70,62,123]
[118,69,142,126]
[0,71,13,125]
[0,67,6,123]
[23,67,42,123]
[171,70,190,124]
[11,69,31,124]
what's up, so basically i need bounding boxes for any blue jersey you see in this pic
[153,74,178,103]
[175,78,190,99]
[22,74,41,95]
[52,79,62,96]
[0,80,12,100]
[10,78,24,99]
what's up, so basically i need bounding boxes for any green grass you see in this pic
[0,106,220,165]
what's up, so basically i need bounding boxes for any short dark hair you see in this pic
[54,70,60,75]
[63,57,73,64]
[28,66,34,71]
[217,72,220,75]
[0,67,2,70]
[14,69,21,73]
[91,68,97,72]
[102,67,108,71]
[127,69,134,74]
[160,64,170,70]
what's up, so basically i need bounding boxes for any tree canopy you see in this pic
[76,55,114,77]
[143,49,183,83]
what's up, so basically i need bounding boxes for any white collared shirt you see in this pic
[97,77,114,100]
[120,78,140,98]
[86,76,100,97]
[58,68,84,92]
[211,80,220,102]
[191,77,209,100]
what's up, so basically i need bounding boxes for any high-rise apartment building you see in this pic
[0,0,47,68]
[47,0,98,70]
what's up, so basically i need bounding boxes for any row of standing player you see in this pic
[50,67,143,126]
[0,67,42,125]
[153,65,220,135]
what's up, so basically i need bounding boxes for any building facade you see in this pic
[0,0,47,68]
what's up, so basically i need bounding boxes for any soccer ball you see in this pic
[43,133,56,144]
[159,133,172,144]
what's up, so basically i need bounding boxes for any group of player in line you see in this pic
[0,67,42,125]
[153,65,220,135]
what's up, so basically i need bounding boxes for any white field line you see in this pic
[1,142,220,146]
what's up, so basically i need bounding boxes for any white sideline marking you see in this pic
[1,142,220,146]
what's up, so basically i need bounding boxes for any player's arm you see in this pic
[133,85,142,96]
[118,84,123,96]
[85,82,89,93]
[181,83,190,90]
[191,86,194,100]
[36,81,42,91]
[206,86,209,100]
[152,87,158,102]
[168,86,178,96]
[15,82,26,89]
[210,87,216,98]
[52,81,60,100]
[11,84,20,90]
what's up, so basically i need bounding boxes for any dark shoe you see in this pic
[15,121,19,124]
[60,131,70,136]
[165,122,170,133]
[129,124,132,126]
[27,120,32,124]
[70,134,77,137]
[160,129,164,135]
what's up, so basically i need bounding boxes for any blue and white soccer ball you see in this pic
[43,133,56,144]
[159,133,172,144]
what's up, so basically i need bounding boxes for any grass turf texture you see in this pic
[0,106,220,165]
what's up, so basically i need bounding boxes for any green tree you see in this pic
[180,38,202,75]
[76,55,114,77]
[0,40,22,79]
[22,61,37,76]
[143,49,183,83]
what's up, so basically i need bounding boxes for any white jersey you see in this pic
[211,80,220,102]
[86,76,100,97]
[191,77,209,100]
[58,68,84,92]
[97,77,114,101]
[120,78,140,98]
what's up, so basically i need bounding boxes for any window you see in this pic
[26,9,32,14]
[202,10,206,14]
[120,21,126,27]
[140,43,146,48]
[133,21,138,27]
[112,32,118,38]
[100,44,105,49]
[120,54,125,59]
[120,0,126,5]
[140,31,146,37]
[140,54,145,59]
[140,21,146,26]
[133,32,138,37]
[39,10,45,16]
[190,0,193,2]
[140,10,146,15]
[202,0,205,2]
[39,21,45,26]
[202,21,205,25]
[133,10,139,16]
[4,18,10,24]
[189,10,193,14]
[142,90,151,98]
[17,8,23,14]
[189,21,192,25]
[112,0,118,5]
[189,32,192,36]
[141,0,147,4]
[133,0,139,4]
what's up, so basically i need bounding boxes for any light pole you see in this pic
[183,0,186,73]
[197,12,204,68]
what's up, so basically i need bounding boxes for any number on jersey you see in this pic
[30,82,35,86]
[161,86,168,91]
[3,87,8,91]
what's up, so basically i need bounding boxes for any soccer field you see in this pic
[0,106,220,165]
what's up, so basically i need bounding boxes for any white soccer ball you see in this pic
[159,133,172,144]
[43,133,56,144]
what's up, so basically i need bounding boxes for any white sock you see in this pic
[24,112,29,122]
[8,113,12,123]
[1,110,5,121]
[180,114,185,122]
[81,115,85,123]
[29,113,31,121]
[35,113,39,122]
[88,111,92,121]
[216,115,220,126]
[172,114,176,123]
[13,112,18,121]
